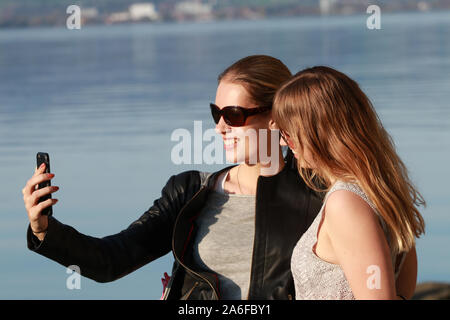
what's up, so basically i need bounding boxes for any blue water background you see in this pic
[0,11,449,298]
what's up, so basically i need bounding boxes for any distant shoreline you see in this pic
[413,282,450,300]
[1,9,450,31]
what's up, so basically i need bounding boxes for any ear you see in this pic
[268,119,278,130]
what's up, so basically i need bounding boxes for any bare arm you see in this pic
[325,190,397,299]
[395,246,418,299]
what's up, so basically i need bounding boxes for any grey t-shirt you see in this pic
[192,169,256,299]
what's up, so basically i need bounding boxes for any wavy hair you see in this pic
[273,66,425,254]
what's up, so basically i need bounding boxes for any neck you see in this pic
[237,147,285,194]
[259,146,286,177]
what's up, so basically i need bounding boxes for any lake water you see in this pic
[0,11,449,299]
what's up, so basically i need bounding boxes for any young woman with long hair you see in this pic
[273,66,425,300]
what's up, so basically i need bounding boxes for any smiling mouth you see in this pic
[223,137,238,150]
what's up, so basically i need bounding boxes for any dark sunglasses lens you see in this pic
[223,107,245,126]
[210,104,221,124]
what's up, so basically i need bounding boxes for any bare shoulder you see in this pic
[326,189,378,221]
[324,189,382,236]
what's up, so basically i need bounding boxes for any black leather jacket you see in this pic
[27,150,323,300]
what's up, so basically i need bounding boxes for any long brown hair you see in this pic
[218,55,292,108]
[273,66,425,254]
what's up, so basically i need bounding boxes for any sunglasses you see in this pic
[210,103,271,127]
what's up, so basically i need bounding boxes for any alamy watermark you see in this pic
[66,265,81,290]
[65,4,380,31]
[66,5,81,30]
[366,265,381,289]
[366,5,381,30]
[170,121,282,175]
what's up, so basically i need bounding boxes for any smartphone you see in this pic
[36,152,53,216]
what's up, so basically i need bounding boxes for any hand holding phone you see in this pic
[36,152,53,216]
[22,152,59,239]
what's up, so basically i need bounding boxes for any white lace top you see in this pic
[291,180,406,300]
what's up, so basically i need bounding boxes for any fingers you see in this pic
[23,172,54,198]
[35,185,59,198]
[23,164,46,196]
[25,185,59,210]
[23,168,55,197]
[34,162,46,176]
[30,198,58,218]
[23,163,57,213]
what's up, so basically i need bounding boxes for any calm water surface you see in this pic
[0,11,449,298]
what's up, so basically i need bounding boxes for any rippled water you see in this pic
[0,11,449,299]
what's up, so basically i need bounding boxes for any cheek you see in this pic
[232,127,248,139]
[286,139,296,150]
[234,126,259,148]
[230,127,263,163]
[240,130,259,158]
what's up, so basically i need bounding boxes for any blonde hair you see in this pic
[273,66,425,254]
[218,55,292,108]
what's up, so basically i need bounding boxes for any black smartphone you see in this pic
[36,152,53,216]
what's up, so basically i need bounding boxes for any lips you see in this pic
[223,137,238,150]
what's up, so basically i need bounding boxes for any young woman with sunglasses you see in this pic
[22,55,323,300]
[273,66,425,300]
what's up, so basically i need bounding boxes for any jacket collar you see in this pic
[202,164,237,189]
[202,148,296,190]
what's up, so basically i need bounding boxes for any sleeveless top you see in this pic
[291,180,406,300]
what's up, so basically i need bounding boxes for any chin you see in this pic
[225,149,258,165]
[225,150,239,163]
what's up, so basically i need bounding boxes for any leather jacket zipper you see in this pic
[184,281,199,300]
[172,185,219,300]
[246,175,261,300]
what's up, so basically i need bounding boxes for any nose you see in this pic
[215,116,231,135]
